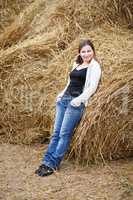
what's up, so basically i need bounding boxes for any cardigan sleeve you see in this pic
[70,63,101,106]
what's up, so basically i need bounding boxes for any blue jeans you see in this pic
[42,93,85,169]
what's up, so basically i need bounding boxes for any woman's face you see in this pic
[80,45,94,63]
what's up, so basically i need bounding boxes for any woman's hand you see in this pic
[70,97,81,107]
[56,96,62,102]
[56,93,62,102]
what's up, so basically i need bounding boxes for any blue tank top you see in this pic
[64,67,87,97]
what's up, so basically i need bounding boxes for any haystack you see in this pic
[0,0,35,34]
[69,60,133,164]
[0,0,132,163]
[0,30,58,144]
[0,0,46,49]
[25,0,133,42]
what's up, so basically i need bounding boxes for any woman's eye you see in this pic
[81,50,91,53]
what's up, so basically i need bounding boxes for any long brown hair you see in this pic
[75,39,96,65]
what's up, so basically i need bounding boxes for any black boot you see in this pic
[35,164,45,174]
[35,164,54,177]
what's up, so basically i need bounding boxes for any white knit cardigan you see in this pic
[57,58,102,107]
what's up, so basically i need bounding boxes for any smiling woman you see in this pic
[80,46,94,63]
[77,40,95,66]
[76,39,96,65]
[35,39,102,177]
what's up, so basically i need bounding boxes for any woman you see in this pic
[35,39,102,177]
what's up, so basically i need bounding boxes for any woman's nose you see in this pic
[84,52,89,56]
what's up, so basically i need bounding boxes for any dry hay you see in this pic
[0,30,60,144]
[0,56,52,144]
[24,0,133,43]
[0,31,77,144]
[0,0,35,34]
[23,0,106,46]
[1,0,132,49]
[101,0,133,26]
[0,30,59,66]
[0,0,133,163]
[0,0,46,49]
[69,70,133,164]
[0,8,74,144]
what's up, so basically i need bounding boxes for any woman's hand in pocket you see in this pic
[56,94,62,103]
[70,97,81,107]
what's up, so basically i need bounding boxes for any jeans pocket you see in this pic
[56,95,70,107]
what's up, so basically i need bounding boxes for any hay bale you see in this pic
[69,70,133,164]
[1,0,132,48]
[101,0,133,26]
[0,58,52,144]
[0,22,70,144]
[0,0,35,34]
[26,0,133,45]
[0,32,78,144]
[0,32,58,144]
[0,30,58,66]
[0,0,46,49]
[27,0,105,45]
